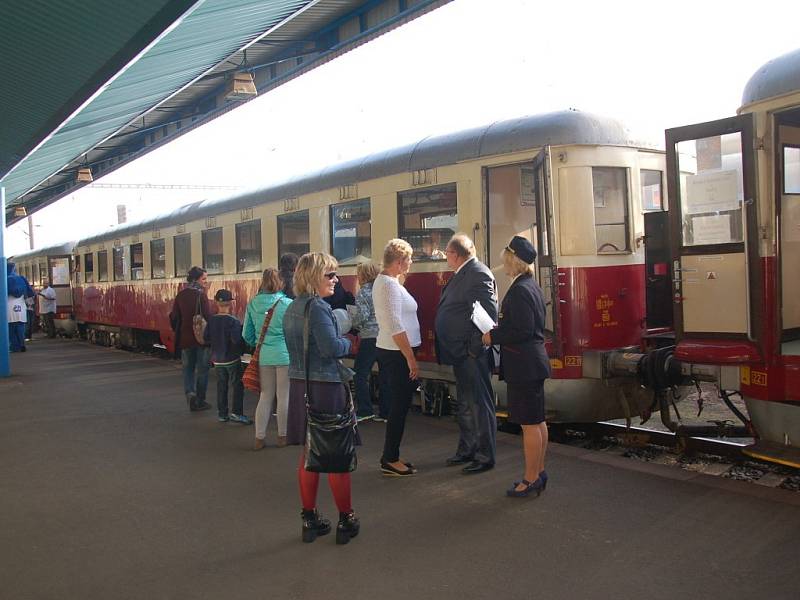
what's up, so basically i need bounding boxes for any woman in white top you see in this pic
[373,238,422,476]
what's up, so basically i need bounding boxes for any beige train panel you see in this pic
[681,253,748,333]
[558,166,596,255]
[782,195,800,329]
[54,287,72,308]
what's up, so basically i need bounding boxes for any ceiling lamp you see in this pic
[77,167,93,183]
[13,206,27,217]
[225,71,257,101]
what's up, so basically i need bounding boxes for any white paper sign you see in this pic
[471,301,496,334]
[686,169,740,214]
[692,215,732,245]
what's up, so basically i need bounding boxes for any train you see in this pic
[11,46,800,468]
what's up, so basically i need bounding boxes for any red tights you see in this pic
[298,454,352,513]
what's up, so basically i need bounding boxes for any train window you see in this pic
[174,233,192,278]
[236,220,262,273]
[74,256,81,285]
[278,210,310,257]
[39,261,47,284]
[331,198,371,264]
[398,184,457,260]
[32,263,39,286]
[677,133,744,246]
[592,167,631,253]
[150,239,166,279]
[51,257,70,285]
[130,243,144,280]
[112,247,127,281]
[641,170,664,211]
[84,253,94,283]
[202,228,224,275]
[784,146,800,194]
[98,251,108,281]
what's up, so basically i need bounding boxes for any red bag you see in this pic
[243,300,281,393]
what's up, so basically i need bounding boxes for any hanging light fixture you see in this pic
[76,154,93,183]
[224,50,257,101]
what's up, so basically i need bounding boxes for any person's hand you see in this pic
[406,355,418,380]
[481,331,493,346]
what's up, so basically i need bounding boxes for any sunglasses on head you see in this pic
[324,272,338,280]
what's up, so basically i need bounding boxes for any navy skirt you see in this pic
[286,378,361,446]
[506,380,546,425]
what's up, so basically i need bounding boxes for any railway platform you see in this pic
[1,338,798,600]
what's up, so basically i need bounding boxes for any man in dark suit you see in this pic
[434,234,498,474]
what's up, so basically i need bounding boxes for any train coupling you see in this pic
[589,346,720,391]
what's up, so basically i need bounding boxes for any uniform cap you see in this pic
[505,235,537,264]
[214,289,233,302]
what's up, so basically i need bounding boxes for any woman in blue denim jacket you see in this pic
[282,252,359,545]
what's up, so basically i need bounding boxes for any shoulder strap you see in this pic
[303,299,313,407]
[251,299,281,361]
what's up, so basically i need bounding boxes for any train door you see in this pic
[665,115,761,343]
[485,146,559,350]
[47,254,74,311]
[777,110,800,348]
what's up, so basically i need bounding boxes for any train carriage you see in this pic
[11,242,78,337]
[67,109,676,423]
[660,48,800,467]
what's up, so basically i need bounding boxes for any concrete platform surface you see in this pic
[1,338,799,600]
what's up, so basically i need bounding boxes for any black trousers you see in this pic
[376,347,417,463]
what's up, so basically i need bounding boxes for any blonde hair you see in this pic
[294,252,338,296]
[260,267,283,293]
[383,238,413,266]
[447,233,476,259]
[502,248,534,277]
[356,261,380,285]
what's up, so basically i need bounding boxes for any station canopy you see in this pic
[0,0,451,226]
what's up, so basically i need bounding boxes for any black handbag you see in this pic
[302,300,357,473]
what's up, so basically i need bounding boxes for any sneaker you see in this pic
[356,414,375,423]
[229,414,253,425]
[218,415,229,422]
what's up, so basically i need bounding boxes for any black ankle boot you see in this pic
[301,509,331,543]
[335,511,360,545]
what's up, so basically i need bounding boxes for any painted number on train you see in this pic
[565,355,582,367]
[593,294,619,328]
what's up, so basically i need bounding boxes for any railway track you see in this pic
[547,421,800,492]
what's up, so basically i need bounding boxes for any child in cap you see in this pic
[204,289,252,424]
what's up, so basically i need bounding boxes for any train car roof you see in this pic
[11,242,76,262]
[77,110,656,246]
[741,47,800,107]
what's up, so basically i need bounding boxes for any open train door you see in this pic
[665,115,762,354]
[532,146,561,356]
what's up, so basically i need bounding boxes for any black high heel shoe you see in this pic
[301,509,331,543]
[336,511,360,545]
[506,478,543,498]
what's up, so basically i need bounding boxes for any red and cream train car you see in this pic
[68,110,674,422]
[661,48,800,466]
[11,242,78,337]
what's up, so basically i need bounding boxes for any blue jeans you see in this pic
[215,361,244,417]
[353,338,391,418]
[451,351,497,465]
[9,322,26,352]
[181,346,211,401]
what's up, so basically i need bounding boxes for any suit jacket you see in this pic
[488,273,551,383]
[434,257,498,365]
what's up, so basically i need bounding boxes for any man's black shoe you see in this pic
[445,455,474,467]
[195,400,211,411]
[462,461,494,475]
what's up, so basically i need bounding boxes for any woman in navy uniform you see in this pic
[482,236,551,497]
